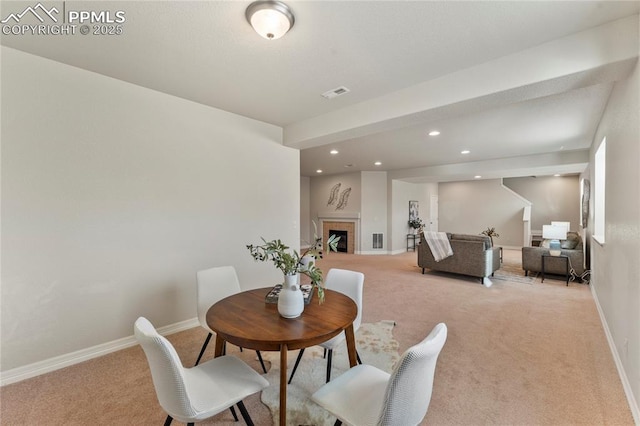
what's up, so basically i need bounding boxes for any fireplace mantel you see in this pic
[317,212,361,220]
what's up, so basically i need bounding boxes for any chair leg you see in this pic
[163,415,173,426]
[334,420,343,426]
[194,333,213,366]
[229,405,239,421]
[287,348,306,384]
[256,351,267,374]
[326,349,333,383]
[236,400,255,426]
[356,350,362,365]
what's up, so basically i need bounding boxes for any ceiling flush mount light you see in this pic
[246,1,294,40]
[330,149,339,155]
[428,130,440,136]
[461,150,470,154]
[374,161,382,166]
[474,175,482,179]
[316,169,323,174]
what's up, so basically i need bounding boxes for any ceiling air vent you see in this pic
[321,86,350,99]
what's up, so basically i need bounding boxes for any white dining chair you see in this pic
[311,322,447,426]
[195,266,267,373]
[134,317,269,426]
[288,268,365,383]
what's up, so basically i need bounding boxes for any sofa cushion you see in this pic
[540,231,581,250]
[450,234,492,249]
[561,231,582,250]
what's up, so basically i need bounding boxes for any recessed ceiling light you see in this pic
[474,175,482,179]
[344,164,353,168]
[316,169,323,173]
[461,150,470,154]
[374,161,382,166]
[330,149,339,155]
[554,174,561,177]
[428,131,440,136]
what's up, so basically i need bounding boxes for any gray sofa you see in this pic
[522,231,585,277]
[418,232,501,282]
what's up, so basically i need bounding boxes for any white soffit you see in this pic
[285,15,640,150]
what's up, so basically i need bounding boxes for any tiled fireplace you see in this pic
[318,212,360,254]
[323,222,355,254]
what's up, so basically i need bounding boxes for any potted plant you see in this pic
[480,227,500,246]
[408,218,424,233]
[247,225,340,317]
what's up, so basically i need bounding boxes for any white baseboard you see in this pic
[590,284,640,424]
[0,317,199,387]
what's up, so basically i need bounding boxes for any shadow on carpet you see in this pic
[260,320,399,426]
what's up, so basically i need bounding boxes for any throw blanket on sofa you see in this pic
[423,231,453,262]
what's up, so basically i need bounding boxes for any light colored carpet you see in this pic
[260,321,399,426]
[0,249,633,425]
[492,255,536,284]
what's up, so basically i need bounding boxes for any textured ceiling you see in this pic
[2,1,639,180]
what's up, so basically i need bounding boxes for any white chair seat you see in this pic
[134,317,268,425]
[184,356,269,422]
[288,268,365,384]
[311,323,448,426]
[312,364,389,426]
[196,266,267,374]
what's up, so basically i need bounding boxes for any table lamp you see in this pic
[542,224,567,256]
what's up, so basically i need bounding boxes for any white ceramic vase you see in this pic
[278,273,304,319]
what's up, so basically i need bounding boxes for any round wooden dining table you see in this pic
[207,287,358,426]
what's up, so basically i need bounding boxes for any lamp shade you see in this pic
[246,1,294,40]
[542,225,567,240]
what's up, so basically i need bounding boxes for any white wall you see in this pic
[360,171,387,253]
[589,57,640,421]
[438,179,530,247]
[300,176,311,245]
[504,176,581,231]
[1,47,300,372]
[309,173,361,221]
[388,180,438,253]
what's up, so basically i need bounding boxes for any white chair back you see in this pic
[325,268,365,331]
[134,317,196,420]
[378,322,448,425]
[197,266,241,332]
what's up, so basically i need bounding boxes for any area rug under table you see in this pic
[260,320,400,426]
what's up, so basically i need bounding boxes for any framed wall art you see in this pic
[409,200,419,221]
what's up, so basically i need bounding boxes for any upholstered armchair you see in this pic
[522,231,585,277]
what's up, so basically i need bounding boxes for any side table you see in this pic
[541,254,570,286]
[407,234,418,251]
